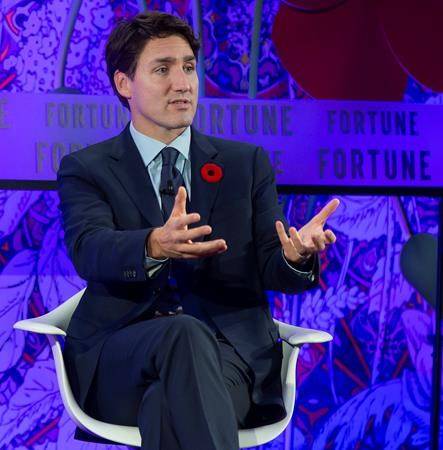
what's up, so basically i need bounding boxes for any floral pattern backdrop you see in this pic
[0,0,441,449]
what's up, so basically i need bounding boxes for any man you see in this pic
[58,12,338,450]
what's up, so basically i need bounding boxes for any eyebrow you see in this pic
[151,55,196,65]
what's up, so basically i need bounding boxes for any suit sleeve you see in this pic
[252,147,319,294]
[57,153,161,283]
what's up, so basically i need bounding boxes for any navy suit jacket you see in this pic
[57,124,319,424]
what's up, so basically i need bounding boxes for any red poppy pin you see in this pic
[200,162,223,183]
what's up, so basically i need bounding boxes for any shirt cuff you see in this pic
[144,250,169,278]
[281,249,315,277]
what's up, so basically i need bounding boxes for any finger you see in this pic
[311,234,326,251]
[324,229,337,244]
[170,186,187,217]
[177,239,227,258]
[312,198,340,225]
[179,246,227,259]
[179,225,212,242]
[172,212,201,228]
[275,221,290,245]
[288,226,306,255]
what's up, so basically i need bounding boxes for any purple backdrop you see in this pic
[0,1,442,449]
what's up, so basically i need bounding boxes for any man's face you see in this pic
[118,34,199,139]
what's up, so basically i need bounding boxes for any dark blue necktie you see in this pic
[159,146,184,221]
[154,146,184,317]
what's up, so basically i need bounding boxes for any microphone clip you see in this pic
[160,180,175,196]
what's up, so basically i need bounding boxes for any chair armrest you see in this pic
[274,319,332,346]
[14,318,66,336]
[14,288,85,336]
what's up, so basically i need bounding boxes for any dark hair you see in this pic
[105,12,200,109]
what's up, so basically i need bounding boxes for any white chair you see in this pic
[14,289,332,448]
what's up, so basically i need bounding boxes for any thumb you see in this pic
[170,186,187,217]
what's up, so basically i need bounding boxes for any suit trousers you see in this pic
[84,313,253,450]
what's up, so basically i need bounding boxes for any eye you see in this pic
[184,64,195,73]
[155,66,168,74]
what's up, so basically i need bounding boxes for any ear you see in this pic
[114,70,131,101]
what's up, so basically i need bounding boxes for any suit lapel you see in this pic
[189,128,223,231]
[107,126,221,229]
[108,125,164,227]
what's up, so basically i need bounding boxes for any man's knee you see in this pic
[169,314,213,338]
[163,315,218,351]
[156,315,225,382]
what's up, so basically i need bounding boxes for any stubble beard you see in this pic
[165,110,195,130]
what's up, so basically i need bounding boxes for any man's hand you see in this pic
[275,198,340,264]
[147,186,227,260]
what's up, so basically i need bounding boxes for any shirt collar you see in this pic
[129,121,191,167]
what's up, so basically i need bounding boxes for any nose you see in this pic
[171,67,191,92]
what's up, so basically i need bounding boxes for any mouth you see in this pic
[169,99,191,106]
